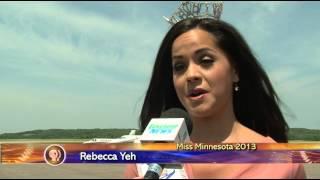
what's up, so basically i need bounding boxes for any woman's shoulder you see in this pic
[237,124,307,177]
[124,164,139,178]
[237,123,276,143]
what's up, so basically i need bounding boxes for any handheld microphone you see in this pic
[140,108,192,179]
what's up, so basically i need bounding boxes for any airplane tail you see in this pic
[129,130,136,135]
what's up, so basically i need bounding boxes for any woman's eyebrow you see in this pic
[173,48,215,58]
[172,55,184,61]
[194,47,215,55]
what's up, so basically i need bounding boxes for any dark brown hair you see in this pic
[140,18,288,142]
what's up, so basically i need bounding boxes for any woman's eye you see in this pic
[200,56,214,65]
[173,62,186,72]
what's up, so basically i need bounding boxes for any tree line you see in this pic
[0,129,140,139]
[0,128,319,141]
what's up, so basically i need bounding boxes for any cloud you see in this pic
[0,82,143,133]
[0,3,163,89]
[0,3,168,132]
[250,1,287,12]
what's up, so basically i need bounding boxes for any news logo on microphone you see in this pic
[138,108,192,179]
[140,118,190,143]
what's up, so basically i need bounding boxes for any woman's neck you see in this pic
[190,108,240,143]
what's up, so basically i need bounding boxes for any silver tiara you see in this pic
[163,1,224,25]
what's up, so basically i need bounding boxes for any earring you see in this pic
[234,83,239,92]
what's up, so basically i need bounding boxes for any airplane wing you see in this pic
[105,138,137,143]
[83,136,141,144]
[83,129,140,144]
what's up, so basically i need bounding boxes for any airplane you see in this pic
[83,130,141,144]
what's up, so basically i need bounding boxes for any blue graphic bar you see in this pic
[64,150,320,163]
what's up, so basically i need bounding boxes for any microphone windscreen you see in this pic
[160,108,193,135]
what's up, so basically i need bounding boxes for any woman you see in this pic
[125,18,306,178]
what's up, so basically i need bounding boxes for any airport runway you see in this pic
[0,164,319,179]
[0,164,126,179]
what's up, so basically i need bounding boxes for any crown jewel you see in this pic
[163,1,224,25]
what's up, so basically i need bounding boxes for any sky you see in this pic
[0,1,319,133]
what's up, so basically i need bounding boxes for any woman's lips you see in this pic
[188,92,207,100]
[187,88,208,100]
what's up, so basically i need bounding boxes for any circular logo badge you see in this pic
[44,144,66,166]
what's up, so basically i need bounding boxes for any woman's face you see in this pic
[171,28,238,119]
